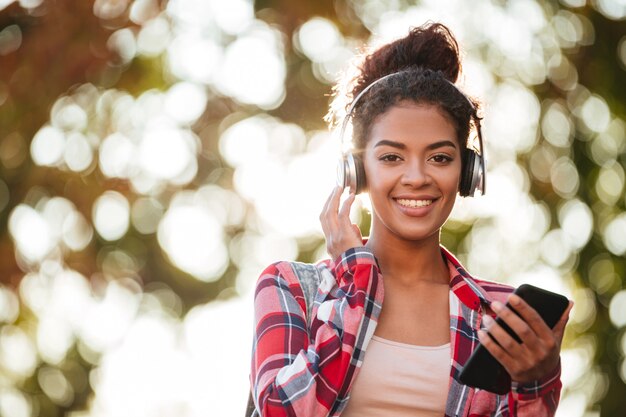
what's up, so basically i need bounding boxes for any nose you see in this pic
[401,160,432,188]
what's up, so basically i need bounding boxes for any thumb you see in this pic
[352,223,363,240]
[553,300,574,342]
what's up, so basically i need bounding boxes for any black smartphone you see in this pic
[458,284,569,394]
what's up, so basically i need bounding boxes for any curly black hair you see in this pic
[329,23,481,152]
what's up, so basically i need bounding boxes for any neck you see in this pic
[365,224,449,288]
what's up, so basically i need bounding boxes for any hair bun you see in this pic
[354,22,461,97]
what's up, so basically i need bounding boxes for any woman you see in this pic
[249,23,572,417]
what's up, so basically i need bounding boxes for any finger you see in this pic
[326,185,343,216]
[321,185,341,215]
[320,186,341,231]
[490,300,539,347]
[552,300,574,343]
[506,295,554,341]
[482,314,525,356]
[477,329,513,365]
[338,193,355,221]
[351,224,363,240]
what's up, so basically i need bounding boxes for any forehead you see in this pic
[367,103,457,147]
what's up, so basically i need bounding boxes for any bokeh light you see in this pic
[215,24,286,109]
[157,195,228,282]
[9,204,53,263]
[2,0,626,416]
[93,192,130,241]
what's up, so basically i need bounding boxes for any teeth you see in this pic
[396,199,433,208]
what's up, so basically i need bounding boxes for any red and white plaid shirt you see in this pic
[250,246,561,416]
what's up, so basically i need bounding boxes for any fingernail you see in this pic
[491,301,504,312]
[483,315,494,326]
[509,294,521,306]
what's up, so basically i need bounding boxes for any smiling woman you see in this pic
[248,22,572,417]
[364,104,462,246]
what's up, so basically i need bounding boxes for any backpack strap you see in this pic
[290,262,323,329]
[247,261,324,417]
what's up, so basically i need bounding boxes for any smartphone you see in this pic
[458,284,569,394]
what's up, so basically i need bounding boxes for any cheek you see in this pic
[446,160,463,191]
[363,160,393,192]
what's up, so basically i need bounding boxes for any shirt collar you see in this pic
[441,246,493,312]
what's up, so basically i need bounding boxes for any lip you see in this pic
[393,194,439,200]
[392,195,439,217]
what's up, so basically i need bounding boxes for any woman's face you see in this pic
[363,102,462,243]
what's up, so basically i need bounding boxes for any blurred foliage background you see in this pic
[0,0,625,416]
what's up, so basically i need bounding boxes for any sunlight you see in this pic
[79,280,141,353]
[91,314,184,417]
[581,95,611,133]
[93,192,130,241]
[51,97,88,132]
[8,204,53,263]
[295,18,342,63]
[595,161,625,205]
[62,210,94,251]
[5,0,620,415]
[219,116,271,168]
[157,201,228,282]
[485,82,541,155]
[609,290,626,327]
[0,388,31,417]
[137,16,170,57]
[542,101,574,148]
[163,82,208,125]
[0,24,22,55]
[215,24,286,109]
[550,156,580,198]
[208,0,253,35]
[99,133,134,178]
[38,366,74,407]
[594,0,626,20]
[558,199,593,250]
[64,133,94,172]
[107,28,137,65]
[30,126,65,167]
[167,34,222,84]
[131,197,164,235]
[138,127,198,181]
[0,286,18,324]
[603,213,626,256]
[37,316,74,365]
[0,325,37,378]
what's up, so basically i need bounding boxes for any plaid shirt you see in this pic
[250,246,561,416]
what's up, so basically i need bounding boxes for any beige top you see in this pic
[341,336,451,417]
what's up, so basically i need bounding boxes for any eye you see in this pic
[379,153,402,163]
[430,154,453,164]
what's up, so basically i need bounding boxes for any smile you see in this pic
[395,199,434,208]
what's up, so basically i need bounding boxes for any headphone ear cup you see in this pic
[460,148,485,197]
[353,153,366,194]
[337,153,366,194]
[460,148,476,197]
[337,155,349,190]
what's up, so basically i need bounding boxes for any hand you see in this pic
[477,294,573,384]
[319,186,363,260]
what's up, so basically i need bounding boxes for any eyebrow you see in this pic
[373,139,458,150]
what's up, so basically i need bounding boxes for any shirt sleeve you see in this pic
[505,360,562,416]
[250,247,383,417]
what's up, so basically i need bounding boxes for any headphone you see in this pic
[336,71,486,197]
